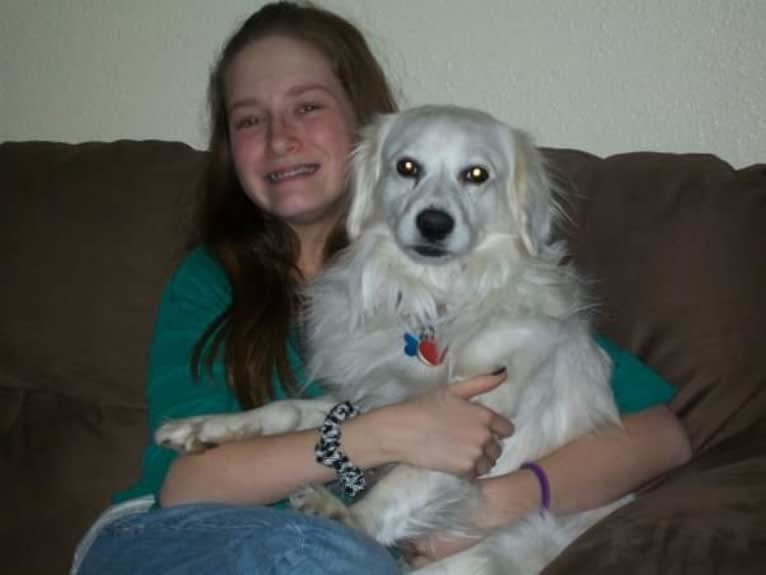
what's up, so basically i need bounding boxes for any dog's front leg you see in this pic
[350,464,481,546]
[155,397,337,453]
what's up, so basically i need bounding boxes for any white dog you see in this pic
[157,105,627,574]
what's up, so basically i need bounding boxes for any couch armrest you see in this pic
[544,422,766,574]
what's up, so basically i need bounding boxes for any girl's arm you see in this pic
[406,404,691,565]
[159,372,514,507]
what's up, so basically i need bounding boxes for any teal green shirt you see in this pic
[115,247,675,502]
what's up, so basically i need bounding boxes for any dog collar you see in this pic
[403,327,447,367]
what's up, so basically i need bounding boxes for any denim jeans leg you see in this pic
[77,502,403,575]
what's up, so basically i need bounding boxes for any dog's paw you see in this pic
[290,485,362,530]
[155,413,263,454]
[155,416,213,453]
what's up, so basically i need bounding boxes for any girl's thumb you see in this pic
[449,368,507,400]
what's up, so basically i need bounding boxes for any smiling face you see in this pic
[225,35,357,233]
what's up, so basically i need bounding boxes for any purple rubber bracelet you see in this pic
[521,461,551,511]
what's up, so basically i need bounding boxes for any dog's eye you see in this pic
[396,158,421,179]
[462,166,490,184]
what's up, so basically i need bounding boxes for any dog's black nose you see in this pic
[416,209,454,241]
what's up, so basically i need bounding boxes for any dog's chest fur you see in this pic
[305,231,584,418]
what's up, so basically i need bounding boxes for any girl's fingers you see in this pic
[484,437,503,463]
[474,455,493,477]
[448,373,515,439]
[490,413,514,438]
[448,370,507,400]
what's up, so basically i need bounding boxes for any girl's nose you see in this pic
[268,117,300,155]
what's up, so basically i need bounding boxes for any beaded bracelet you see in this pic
[314,402,367,498]
[520,461,551,511]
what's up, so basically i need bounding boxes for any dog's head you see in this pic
[347,105,556,264]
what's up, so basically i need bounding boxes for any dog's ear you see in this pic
[507,130,555,256]
[346,114,395,239]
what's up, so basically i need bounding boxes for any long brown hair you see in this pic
[193,1,398,408]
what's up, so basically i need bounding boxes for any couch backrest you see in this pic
[2,141,764,453]
[1,140,206,406]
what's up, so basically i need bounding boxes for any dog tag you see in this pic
[404,331,447,366]
[417,339,445,366]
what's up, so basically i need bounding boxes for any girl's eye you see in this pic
[396,157,421,179]
[234,115,262,130]
[462,165,490,184]
[298,103,321,114]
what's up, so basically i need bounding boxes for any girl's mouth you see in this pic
[266,164,319,183]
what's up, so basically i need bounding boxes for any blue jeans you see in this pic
[76,501,403,575]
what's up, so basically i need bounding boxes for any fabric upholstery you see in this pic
[0,141,204,573]
[1,140,764,574]
[546,149,766,452]
[543,149,766,574]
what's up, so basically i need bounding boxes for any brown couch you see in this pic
[1,139,764,574]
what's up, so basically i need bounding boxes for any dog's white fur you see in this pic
[157,105,628,574]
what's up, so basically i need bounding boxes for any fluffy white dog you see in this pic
[157,105,628,574]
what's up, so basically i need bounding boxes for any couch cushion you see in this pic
[0,387,146,574]
[544,419,766,574]
[546,149,766,452]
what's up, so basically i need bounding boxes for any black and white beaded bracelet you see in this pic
[314,401,367,498]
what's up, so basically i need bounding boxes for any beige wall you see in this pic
[1,0,764,167]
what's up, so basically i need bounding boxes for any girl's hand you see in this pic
[400,531,480,567]
[371,370,514,478]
